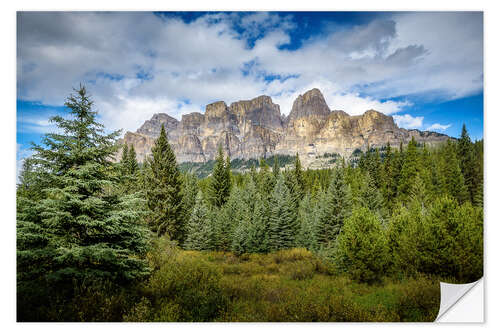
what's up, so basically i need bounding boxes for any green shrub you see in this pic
[335,207,389,283]
[143,249,227,321]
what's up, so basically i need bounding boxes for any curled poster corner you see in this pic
[435,278,483,322]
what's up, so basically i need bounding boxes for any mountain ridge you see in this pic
[121,88,450,167]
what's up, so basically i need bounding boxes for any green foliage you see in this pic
[335,207,389,283]
[134,237,227,321]
[184,192,214,251]
[208,145,232,208]
[17,86,150,321]
[144,125,184,241]
[315,168,352,246]
[438,139,468,203]
[296,193,318,251]
[398,137,420,199]
[388,195,483,282]
[179,172,198,235]
[268,174,299,251]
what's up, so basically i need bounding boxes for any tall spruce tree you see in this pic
[268,174,298,251]
[184,191,213,251]
[398,137,419,200]
[145,125,184,240]
[180,172,198,221]
[127,145,139,175]
[439,139,468,204]
[121,144,129,169]
[315,167,352,246]
[457,124,476,202]
[248,193,270,253]
[258,158,275,200]
[296,193,319,251]
[272,155,280,179]
[208,145,231,207]
[293,153,306,199]
[17,86,149,319]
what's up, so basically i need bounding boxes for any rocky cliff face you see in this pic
[121,88,450,166]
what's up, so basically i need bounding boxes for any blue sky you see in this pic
[17,11,484,164]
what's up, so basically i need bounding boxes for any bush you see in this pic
[138,239,228,321]
[389,197,483,282]
[335,207,389,283]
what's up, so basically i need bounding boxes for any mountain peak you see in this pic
[288,88,330,122]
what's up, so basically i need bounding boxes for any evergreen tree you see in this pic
[179,172,199,245]
[121,144,129,169]
[381,143,396,205]
[127,145,139,175]
[17,86,149,319]
[272,155,280,179]
[184,191,213,251]
[296,193,318,251]
[310,176,322,202]
[398,137,419,200]
[208,145,231,208]
[214,186,251,251]
[145,124,184,240]
[231,217,251,255]
[257,159,275,201]
[439,139,468,204]
[248,193,270,253]
[315,168,352,246]
[457,125,477,203]
[293,153,306,199]
[360,173,385,219]
[473,140,484,206]
[335,207,389,283]
[268,174,298,251]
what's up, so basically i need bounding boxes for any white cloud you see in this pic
[326,93,411,115]
[426,123,451,132]
[17,12,482,134]
[393,114,424,129]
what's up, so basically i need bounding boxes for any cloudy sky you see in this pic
[17,11,483,164]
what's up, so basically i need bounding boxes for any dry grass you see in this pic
[131,247,440,322]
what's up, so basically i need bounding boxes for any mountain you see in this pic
[120,88,449,167]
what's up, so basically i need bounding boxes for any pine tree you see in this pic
[268,174,298,251]
[315,168,352,246]
[293,153,306,200]
[257,158,275,200]
[439,139,468,204]
[472,140,484,207]
[457,124,476,203]
[214,185,250,251]
[208,145,231,208]
[179,172,198,245]
[127,145,139,175]
[310,176,322,202]
[296,193,318,251]
[17,86,149,318]
[248,193,270,253]
[360,173,385,219]
[231,217,251,255]
[145,124,184,240]
[381,143,395,205]
[398,137,420,200]
[121,144,129,170]
[272,155,280,179]
[184,191,213,251]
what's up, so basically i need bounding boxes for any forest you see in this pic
[16,86,483,322]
